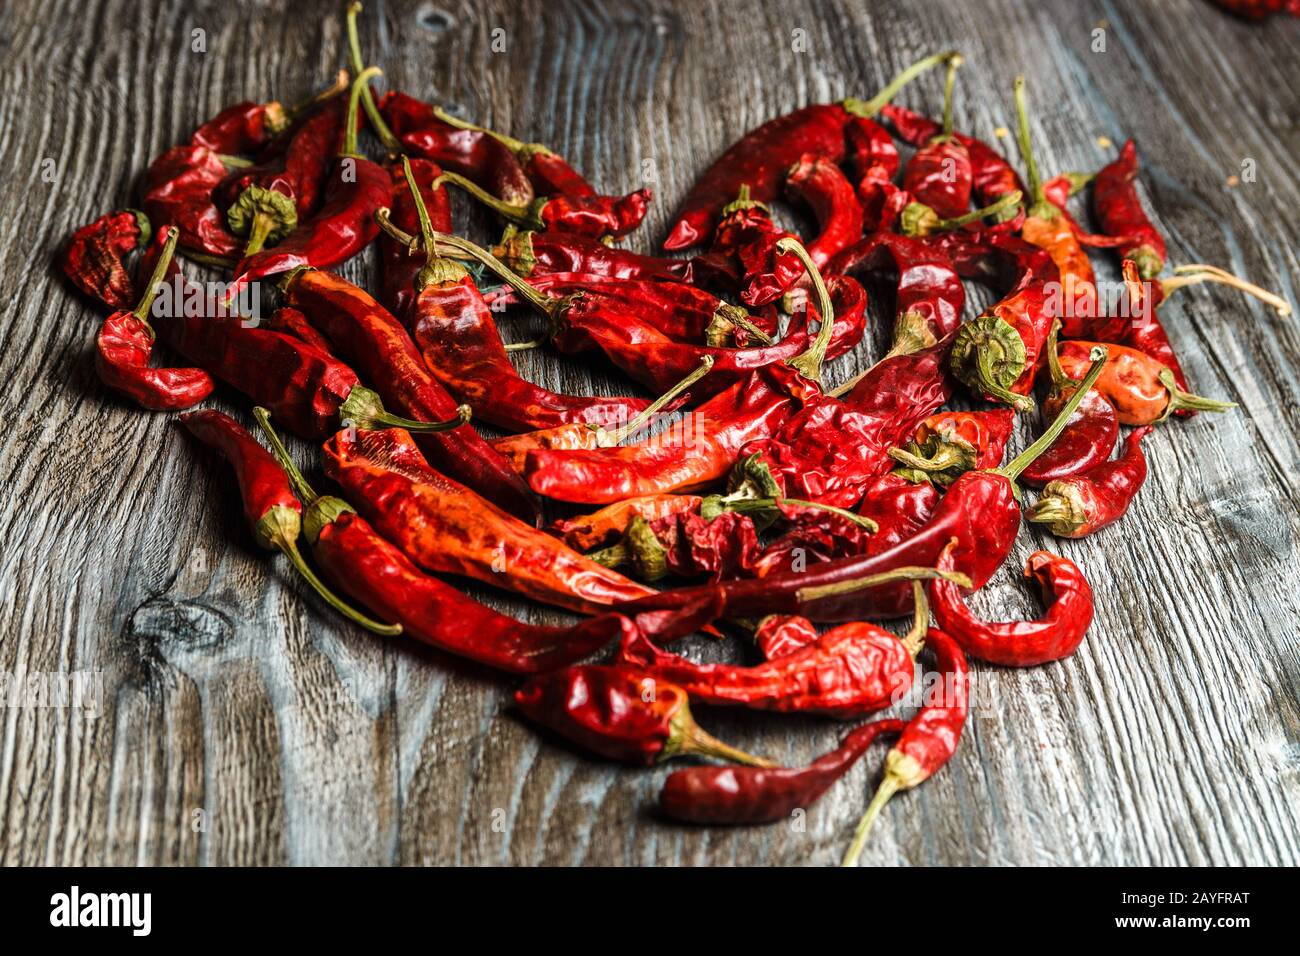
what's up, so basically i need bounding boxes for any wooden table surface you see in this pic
[2,0,1298,866]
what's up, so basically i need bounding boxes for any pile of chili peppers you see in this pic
[59,5,1293,864]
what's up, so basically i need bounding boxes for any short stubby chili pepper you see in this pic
[662,50,956,249]
[687,185,795,298]
[141,144,244,261]
[856,473,940,557]
[1056,340,1236,424]
[618,570,952,717]
[493,228,691,283]
[1028,426,1154,537]
[660,718,905,825]
[881,102,1026,222]
[889,408,1016,487]
[61,209,152,310]
[928,538,1095,666]
[841,621,969,866]
[1094,140,1167,280]
[844,115,901,228]
[437,169,651,241]
[228,68,392,295]
[620,348,1109,629]
[752,614,820,660]
[254,408,629,674]
[280,265,538,522]
[181,409,399,635]
[1021,320,1119,488]
[515,666,774,767]
[549,494,704,552]
[376,157,452,323]
[94,227,215,411]
[323,425,656,615]
[902,55,973,220]
[191,97,290,154]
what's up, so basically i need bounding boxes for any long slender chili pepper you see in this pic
[1028,426,1154,537]
[437,169,651,240]
[61,209,151,310]
[280,264,538,521]
[660,718,905,824]
[516,666,774,767]
[493,229,691,282]
[785,154,865,269]
[903,55,973,219]
[386,161,653,431]
[323,425,656,615]
[844,115,901,228]
[94,228,214,411]
[376,157,453,323]
[889,409,1016,487]
[1056,340,1235,424]
[254,409,632,673]
[621,348,1108,629]
[228,68,392,294]
[619,569,964,716]
[550,494,705,552]
[662,50,957,250]
[141,144,244,261]
[841,615,969,866]
[136,229,469,439]
[1093,140,1167,279]
[264,305,335,354]
[1021,320,1119,487]
[929,538,1094,665]
[181,409,399,634]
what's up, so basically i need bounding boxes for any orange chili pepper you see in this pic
[1057,340,1236,424]
[550,494,705,552]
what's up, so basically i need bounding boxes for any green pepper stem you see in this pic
[345,2,401,152]
[432,105,540,157]
[676,722,777,768]
[779,237,836,384]
[133,227,179,334]
[721,495,878,532]
[430,229,559,318]
[844,50,959,118]
[997,346,1108,482]
[939,54,962,138]
[1156,369,1237,421]
[504,338,543,352]
[276,535,401,636]
[597,356,714,445]
[888,444,963,473]
[937,190,1022,230]
[976,346,1035,413]
[795,566,972,604]
[1012,75,1045,208]
[242,212,277,258]
[902,581,928,658]
[285,70,350,121]
[253,407,319,505]
[436,170,533,224]
[343,66,382,158]
[1164,264,1292,316]
[841,772,902,867]
[1044,319,1073,392]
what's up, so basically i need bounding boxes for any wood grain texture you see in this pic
[1,0,1297,866]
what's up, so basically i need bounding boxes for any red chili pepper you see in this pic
[549,494,704,552]
[786,154,865,269]
[375,157,452,323]
[688,186,794,298]
[254,408,631,673]
[191,98,289,154]
[902,55,973,219]
[752,614,820,660]
[94,228,215,411]
[1093,140,1168,279]
[662,51,956,249]
[323,425,656,614]
[229,68,392,294]
[888,409,1016,486]
[1028,426,1154,537]
[841,615,969,865]
[844,116,901,228]
[1056,340,1235,425]
[60,209,151,310]
[438,169,651,240]
[264,305,336,354]
[141,145,244,261]
[750,503,877,577]
[587,511,761,582]
[856,473,940,557]
[493,229,690,283]
[928,539,1095,666]
[516,666,773,767]
[281,264,537,520]
[660,718,905,824]
[181,409,398,634]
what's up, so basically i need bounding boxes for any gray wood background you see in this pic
[1,0,1297,866]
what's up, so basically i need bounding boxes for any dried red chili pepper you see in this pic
[181,409,398,634]
[841,619,968,865]
[786,154,865,268]
[437,169,651,240]
[660,718,905,824]
[191,98,289,154]
[687,186,796,298]
[1093,140,1167,279]
[516,666,773,767]
[928,538,1094,666]
[94,228,215,411]
[254,408,632,674]
[61,209,151,309]
[888,409,1016,486]
[1028,426,1154,537]
[263,305,336,354]
[550,494,704,552]
[323,425,656,615]
[141,144,244,261]
[229,68,392,294]
[662,50,956,249]
[902,55,972,220]
[618,569,957,716]
[588,511,761,582]
[749,503,877,578]
[856,473,940,557]
[1056,340,1235,424]
[375,157,452,323]
[1020,320,1119,487]
[280,264,537,521]
[844,116,900,228]
[752,614,820,660]
[493,229,691,283]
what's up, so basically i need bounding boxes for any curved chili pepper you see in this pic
[191,98,289,154]
[323,425,655,615]
[662,50,956,249]
[376,158,452,323]
[516,666,773,767]
[61,209,151,310]
[550,494,704,552]
[263,305,335,354]
[856,473,940,557]
[749,503,877,577]
[588,510,761,583]
[1093,140,1167,279]
[902,55,973,219]
[438,169,650,240]
[1021,320,1119,487]
[786,154,865,268]
[621,348,1108,629]
[1028,426,1154,537]
[493,229,690,283]
[141,144,243,261]
[281,264,537,521]
[888,408,1016,487]
[254,408,630,674]
[844,116,901,228]
[1056,340,1235,424]
[181,409,398,634]
[841,621,968,865]
[928,539,1095,666]
[94,228,214,411]
[752,614,820,660]
[660,718,905,824]
[229,68,392,294]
